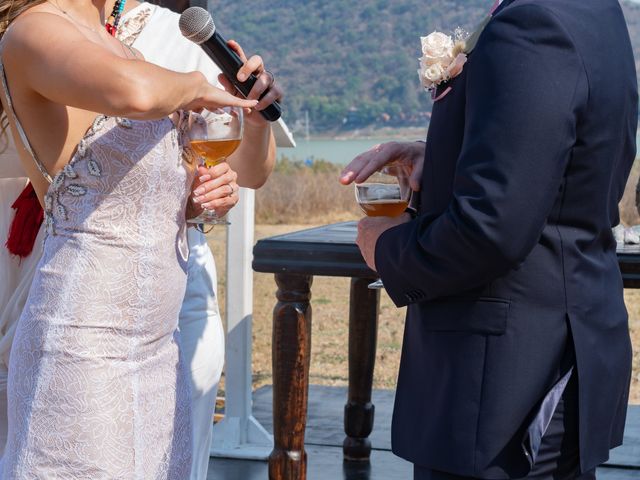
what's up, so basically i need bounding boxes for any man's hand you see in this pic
[357,214,411,272]
[217,40,283,128]
[187,164,239,220]
[340,141,426,191]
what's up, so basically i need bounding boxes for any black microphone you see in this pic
[179,7,282,122]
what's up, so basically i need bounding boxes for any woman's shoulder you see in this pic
[2,10,84,69]
[3,7,82,51]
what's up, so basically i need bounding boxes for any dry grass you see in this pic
[619,161,640,226]
[255,159,360,225]
[255,171,360,225]
[256,158,640,227]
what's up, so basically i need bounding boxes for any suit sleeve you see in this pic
[375,5,588,307]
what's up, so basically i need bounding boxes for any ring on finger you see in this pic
[228,184,235,197]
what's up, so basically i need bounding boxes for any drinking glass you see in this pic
[187,106,243,225]
[355,164,412,289]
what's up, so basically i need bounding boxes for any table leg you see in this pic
[269,273,313,480]
[343,277,380,461]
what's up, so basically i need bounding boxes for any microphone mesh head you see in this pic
[179,7,216,44]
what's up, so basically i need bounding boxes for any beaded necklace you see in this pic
[105,0,127,36]
[49,1,127,37]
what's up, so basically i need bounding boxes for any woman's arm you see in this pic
[2,12,256,119]
[228,121,276,189]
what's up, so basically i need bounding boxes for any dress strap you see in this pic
[0,60,53,184]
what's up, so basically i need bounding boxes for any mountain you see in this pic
[208,0,640,134]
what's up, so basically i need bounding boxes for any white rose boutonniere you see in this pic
[421,32,455,66]
[418,29,468,100]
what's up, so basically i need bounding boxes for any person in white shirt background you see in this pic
[0,1,282,479]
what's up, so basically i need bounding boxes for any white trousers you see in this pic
[180,228,225,480]
[0,185,225,480]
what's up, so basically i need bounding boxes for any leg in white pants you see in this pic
[180,229,225,480]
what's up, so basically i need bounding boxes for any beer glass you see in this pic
[355,164,412,289]
[187,106,243,225]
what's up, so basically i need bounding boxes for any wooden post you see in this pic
[343,277,380,461]
[269,273,313,480]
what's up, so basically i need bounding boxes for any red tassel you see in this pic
[6,183,44,258]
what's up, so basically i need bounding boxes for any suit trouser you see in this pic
[413,372,596,480]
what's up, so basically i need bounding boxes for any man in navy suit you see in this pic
[341,0,637,478]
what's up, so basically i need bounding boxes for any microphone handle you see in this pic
[202,32,282,122]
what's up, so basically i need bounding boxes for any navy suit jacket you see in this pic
[376,0,638,477]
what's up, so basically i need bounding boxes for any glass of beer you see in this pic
[355,164,412,289]
[187,106,243,225]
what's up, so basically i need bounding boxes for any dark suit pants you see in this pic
[413,373,596,480]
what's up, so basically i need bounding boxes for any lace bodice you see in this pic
[41,114,192,261]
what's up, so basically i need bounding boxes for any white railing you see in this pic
[210,188,274,459]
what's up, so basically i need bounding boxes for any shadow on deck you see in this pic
[207,386,640,480]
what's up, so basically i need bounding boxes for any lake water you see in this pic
[279,139,398,166]
[284,135,640,166]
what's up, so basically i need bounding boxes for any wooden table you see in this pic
[253,222,640,480]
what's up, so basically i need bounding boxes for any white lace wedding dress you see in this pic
[0,62,193,478]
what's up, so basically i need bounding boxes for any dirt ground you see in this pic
[208,224,640,405]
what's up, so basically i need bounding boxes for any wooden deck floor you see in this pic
[207,386,640,480]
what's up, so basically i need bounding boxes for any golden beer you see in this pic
[190,139,241,167]
[359,199,409,217]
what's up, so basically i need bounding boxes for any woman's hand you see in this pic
[187,164,239,220]
[340,141,426,192]
[217,40,284,127]
[185,73,259,113]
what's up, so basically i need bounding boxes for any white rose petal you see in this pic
[421,31,455,63]
[424,63,446,83]
[421,54,451,67]
[418,69,433,90]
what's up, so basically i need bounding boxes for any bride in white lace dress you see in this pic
[0,1,256,478]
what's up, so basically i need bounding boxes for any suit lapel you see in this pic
[466,0,518,53]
